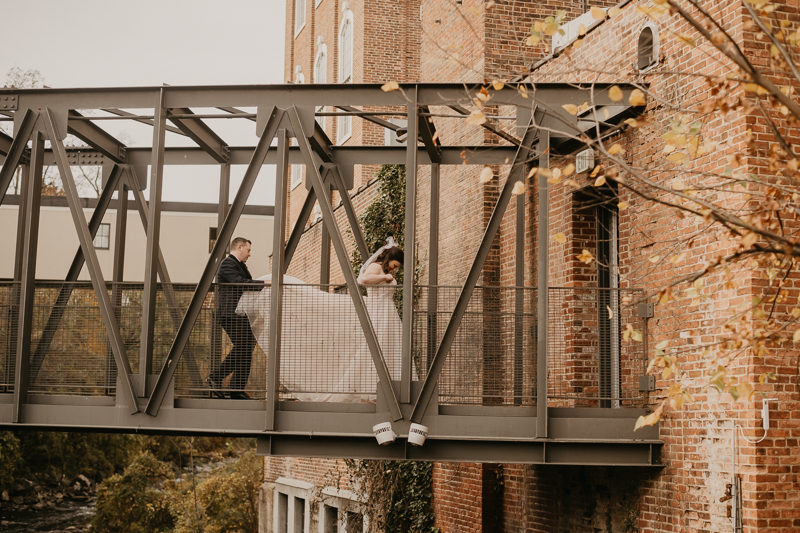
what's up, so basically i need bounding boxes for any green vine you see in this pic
[346,164,437,533]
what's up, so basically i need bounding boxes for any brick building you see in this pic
[262,1,800,532]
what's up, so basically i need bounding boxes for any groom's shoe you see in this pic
[206,377,226,399]
[230,391,251,400]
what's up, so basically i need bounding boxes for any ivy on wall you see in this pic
[346,164,437,533]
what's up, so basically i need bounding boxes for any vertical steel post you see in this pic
[6,165,29,390]
[319,190,331,286]
[12,132,44,423]
[514,182,525,405]
[139,89,168,396]
[536,130,550,438]
[265,129,289,431]
[106,178,128,391]
[212,163,231,377]
[402,87,419,403]
[426,164,440,371]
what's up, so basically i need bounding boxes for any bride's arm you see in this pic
[358,262,393,285]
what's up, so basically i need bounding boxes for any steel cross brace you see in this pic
[410,117,539,424]
[0,108,38,207]
[41,108,140,414]
[144,105,283,416]
[287,106,403,422]
[167,107,229,164]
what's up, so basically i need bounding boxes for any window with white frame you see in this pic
[319,486,367,533]
[295,0,306,36]
[315,41,328,131]
[93,223,110,250]
[291,138,303,190]
[274,477,312,533]
[337,7,354,144]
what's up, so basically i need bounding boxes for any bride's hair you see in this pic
[375,245,404,271]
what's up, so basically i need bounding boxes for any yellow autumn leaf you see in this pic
[573,39,584,50]
[577,249,594,264]
[491,79,505,91]
[466,110,487,125]
[607,305,614,319]
[649,255,661,263]
[655,340,668,350]
[562,104,579,115]
[526,34,540,46]
[479,166,494,183]
[381,81,400,92]
[608,143,623,155]
[578,23,587,36]
[553,232,567,244]
[562,163,575,177]
[672,178,685,190]
[591,6,606,20]
[594,175,607,187]
[629,89,647,106]
[512,181,526,195]
[608,85,624,102]
[792,308,800,318]
[608,6,622,17]
[618,201,629,210]
[527,167,539,178]
[590,165,602,178]
[624,118,638,127]
[793,329,800,342]
[667,152,685,163]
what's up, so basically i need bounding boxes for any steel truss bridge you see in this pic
[0,83,661,466]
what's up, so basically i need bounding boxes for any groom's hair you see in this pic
[230,237,252,251]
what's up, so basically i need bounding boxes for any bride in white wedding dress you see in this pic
[236,238,405,402]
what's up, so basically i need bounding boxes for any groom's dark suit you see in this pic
[212,254,265,391]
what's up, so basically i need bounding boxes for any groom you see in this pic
[207,237,265,399]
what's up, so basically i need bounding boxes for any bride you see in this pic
[236,237,405,402]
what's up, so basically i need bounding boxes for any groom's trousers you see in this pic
[214,314,257,390]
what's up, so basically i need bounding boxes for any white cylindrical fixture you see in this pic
[373,422,396,445]
[408,423,429,446]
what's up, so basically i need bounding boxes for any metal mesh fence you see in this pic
[0,282,20,391]
[413,286,538,406]
[6,280,645,406]
[547,287,645,407]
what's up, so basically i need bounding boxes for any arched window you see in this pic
[315,42,328,130]
[294,0,306,36]
[637,25,658,71]
[338,7,354,143]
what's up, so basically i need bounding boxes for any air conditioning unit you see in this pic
[576,148,595,174]
[385,118,407,146]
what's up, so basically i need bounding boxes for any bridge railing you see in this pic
[0,281,647,407]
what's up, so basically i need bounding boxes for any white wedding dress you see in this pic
[236,274,404,402]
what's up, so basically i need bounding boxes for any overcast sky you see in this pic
[1,0,287,204]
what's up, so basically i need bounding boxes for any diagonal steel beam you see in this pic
[168,108,229,164]
[335,105,402,132]
[28,164,124,384]
[101,107,185,136]
[144,106,282,416]
[410,119,538,424]
[287,106,403,422]
[417,105,441,164]
[0,109,38,206]
[323,164,368,262]
[67,110,127,163]
[42,108,139,415]
[12,128,44,423]
[0,128,13,156]
[448,104,522,147]
[283,188,317,271]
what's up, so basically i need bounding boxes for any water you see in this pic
[1,500,94,533]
